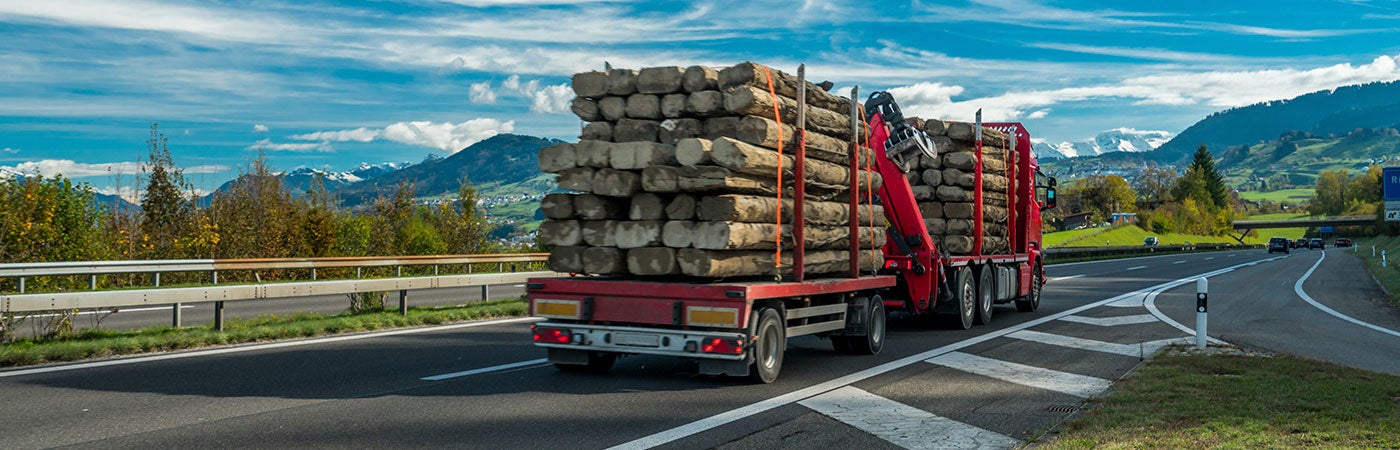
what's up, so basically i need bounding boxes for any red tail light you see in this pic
[700,337,744,355]
[533,326,571,344]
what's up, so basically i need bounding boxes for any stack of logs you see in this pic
[536,62,886,278]
[902,117,1013,255]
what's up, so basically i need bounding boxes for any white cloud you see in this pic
[0,1,300,44]
[293,119,515,152]
[1027,110,1050,119]
[0,159,227,178]
[530,83,574,114]
[246,139,335,152]
[1,147,17,154]
[292,127,379,142]
[253,124,269,133]
[469,81,497,104]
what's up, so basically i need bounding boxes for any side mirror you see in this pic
[1045,186,1057,210]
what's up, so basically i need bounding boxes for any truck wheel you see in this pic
[555,352,617,373]
[850,295,886,355]
[946,267,975,330]
[1016,260,1043,312]
[975,266,994,326]
[749,308,785,383]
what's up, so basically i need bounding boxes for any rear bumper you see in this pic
[533,322,748,361]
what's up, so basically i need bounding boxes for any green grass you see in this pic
[1044,350,1400,449]
[1044,224,1263,248]
[0,298,528,367]
[1355,236,1400,307]
[1237,188,1315,203]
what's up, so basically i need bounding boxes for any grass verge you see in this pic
[1044,224,1264,248]
[1355,235,1400,307]
[1044,349,1400,449]
[0,298,528,367]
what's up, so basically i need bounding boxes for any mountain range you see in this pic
[1032,128,1174,160]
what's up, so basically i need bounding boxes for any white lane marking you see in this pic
[1172,260,1186,264]
[1125,266,1147,271]
[1227,254,1236,257]
[27,305,195,318]
[799,386,1018,450]
[1138,255,1286,344]
[422,358,549,381]
[607,259,1275,450]
[1205,257,1215,260]
[513,284,525,287]
[0,317,543,379]
[1294,251,1400,338]
[1007,330,1187,357]
[1048,274,1084,281]
[1059,314,1159,327]
[927,352,1111,398]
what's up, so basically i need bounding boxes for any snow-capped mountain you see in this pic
[1032,128,1173,160]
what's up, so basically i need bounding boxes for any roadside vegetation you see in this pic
[1355,235,1400,307]
[1046,349,1400,449]
[0,297,528,367]
[1043,224,1264,248]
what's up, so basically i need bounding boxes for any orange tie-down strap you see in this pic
[762,65,784,271]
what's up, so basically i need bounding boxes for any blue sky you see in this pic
[3,0,1400,197]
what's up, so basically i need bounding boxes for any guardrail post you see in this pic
[214,301,224,331]
[90,274,97,290]
[356,267,362,278]
[154,272,161,287]
[1196,278,1208,349]
[311,268,317,280]
[396,266,402,277]
[399,290,408,315]
[433,265,439,276]
[172,301,183,328]
[211,270,218,284]
[481,284,489,301]
[1384,251,1388,268]
[497,262,503,272]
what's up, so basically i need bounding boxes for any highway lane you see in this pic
[0,249,1299,449]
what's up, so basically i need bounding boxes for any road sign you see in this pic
[1386,167,1400,200]
[1389,201,1400,221]
[1319,226,1334,233]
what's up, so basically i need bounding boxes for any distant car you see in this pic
[1290,239,1304,249]
[1308,238,1325,250]
[1335,238,1352,248]
[1143,236,1159,246]
[1268,237,1290,254]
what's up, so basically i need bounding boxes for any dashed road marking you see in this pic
[1049,274,1084,281]
[1007,330,1186,357]
[421,358,550,381]
[1126,266,1147,271]
[800,386,1018,450]
[927,352,1111,398]
[1172,260,1186,264]
[1059,314,1159,327]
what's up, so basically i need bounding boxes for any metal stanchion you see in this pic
[1196,278,1208,349]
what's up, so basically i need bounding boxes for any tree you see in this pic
[1310,169,1348,216]
[139,123,198,258]
[1189,145,1229,209]
[1065,175,1137,223]
[208,154,302,259]
[1132,167,1178,202]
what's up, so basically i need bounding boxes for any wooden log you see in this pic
[580,121,612,142]
[556,167,595,192]
[613,118,661,143]
[583,246,627,275]
[734,115,850,164]
[598,96,626,122]
[571,71,607,98]
[626,94,662,119]
[662,220,695,247]
[697,195,883,225]
[574,194,626,220]
[689,222,886,250]
[936,186,972,202]
[983,204,1008,222]
[571,97,601,122]
[661,93,689,118]
[919,202,942,219]
[703,116,740,139]
[717,62,852,115]
[910,185,935,201]
[922,118,946,136]
[945,121,1008,147]
[629,193,668,220]
[591,168,642,197]
[940,235,972,254]
[605,68,638,96]
[637,66,685,94]
[686,90,727,117]
[905,170,921,187]
[723,85,852,140]
[610,141,677,170]
[942,152,1006,172]
[940,169,1008,190]
[677,166,779,196]
[924,218,945,235]
[675,138,713,166]
[538,143,576,173]
[665,193,697,220]
[943,202,974,219]
[575,140,612,168]
[947,141,1009,157]
[709,137,883,190]
[677,248,883,278]
[627,247,680,275]
[547,246,585,273]
[582,220,618,246]
[659,118,702,144]
[946,218,975,235]
[615,220,664,249]
[540,193,575,219]
[683,65,719,93]
[922,168,942,186]
[641,166,681,193]
[538,220,581,246]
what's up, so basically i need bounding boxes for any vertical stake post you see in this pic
[1195,277,1208,349]
[399,290,408,315]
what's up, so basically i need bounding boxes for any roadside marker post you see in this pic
[1196,278,1208,349]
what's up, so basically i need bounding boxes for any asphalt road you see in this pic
[2,248,1395,449]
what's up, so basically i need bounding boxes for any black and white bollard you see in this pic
[1196,277,1208,349]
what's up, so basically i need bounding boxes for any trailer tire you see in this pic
[975,266,994,326]
[850,296,886,355]
[555,352,617,373]
[1016,259,1043,312]
[946,267,975,330]
[749,308,784,383]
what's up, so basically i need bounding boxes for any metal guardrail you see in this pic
[1043,243,1263,262]
[0,253,551,330]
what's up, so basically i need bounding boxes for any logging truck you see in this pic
[526,89,1058,383]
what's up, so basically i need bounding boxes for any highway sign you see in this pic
[1319,226,1334,233]
[1386,167,1400,200]
[1389,200,1400,221]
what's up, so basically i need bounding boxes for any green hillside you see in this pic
[1044,224,1266,248]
